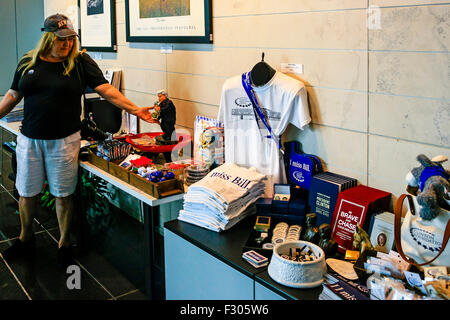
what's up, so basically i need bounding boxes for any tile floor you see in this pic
[0,186,149,300]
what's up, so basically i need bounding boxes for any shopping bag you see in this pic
[394,194,450,267]
[284,141,322,190]
[193,116,224,166]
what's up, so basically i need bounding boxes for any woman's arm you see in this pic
[94,83,153,122]
[0,89,23,119]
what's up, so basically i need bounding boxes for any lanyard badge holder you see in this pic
[241,72,284,155]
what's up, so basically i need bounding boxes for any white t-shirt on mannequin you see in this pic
[218,71,311,197]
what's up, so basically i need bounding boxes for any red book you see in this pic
[330,185,391,253]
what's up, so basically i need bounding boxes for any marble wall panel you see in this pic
[368,134,450,200]
[166,48,367,91]
[369,5,450,51]
[369,52,450,99]
[370,0,450,7]
[213,9,367,50]
[214,0,367,16]
[309,87,368,132]
[284,124,368,183]
[369,94,450,147]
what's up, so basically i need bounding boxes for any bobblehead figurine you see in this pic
[150,89,177,145]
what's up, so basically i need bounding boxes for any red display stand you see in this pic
[330,185,391,253]
[123,132,192,153]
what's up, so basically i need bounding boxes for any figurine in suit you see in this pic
[303,213,320,244]
[318,224,338,257]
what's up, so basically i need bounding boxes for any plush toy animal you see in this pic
[405,154,450,220]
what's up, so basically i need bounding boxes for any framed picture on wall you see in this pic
[125,0,212,43]
[78,0,117,52]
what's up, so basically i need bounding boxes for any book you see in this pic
[331,185,391,253]
[368,212,396,254]
[321,273,371,300]
[327,270,371,297]
[308,172,358,226]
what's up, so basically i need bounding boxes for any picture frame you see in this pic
[78,0,117,52]
[125,0,212,44]
[369,212,396,254]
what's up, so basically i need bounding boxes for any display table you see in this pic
[0,120,20,135]
[0,119,184,299]
[79,161,183,298]
[164,216,323,300]
[79,160,183,207]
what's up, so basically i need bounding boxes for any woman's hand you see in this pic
[135,106,154,122]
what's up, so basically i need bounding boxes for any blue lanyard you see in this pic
[241,72,284,154]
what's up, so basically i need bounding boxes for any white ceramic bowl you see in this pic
[268,240,326,288]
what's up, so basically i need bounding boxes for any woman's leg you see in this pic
[18,195,39,242]
[43,131,80,252]
[55,194,74,248]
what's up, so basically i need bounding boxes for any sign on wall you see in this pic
[125,0,212,44]
[78,0,117,52]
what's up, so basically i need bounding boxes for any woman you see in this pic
[375,232,388,253]
[0,14,153,266]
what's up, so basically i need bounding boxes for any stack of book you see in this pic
[320,272,375,300]
[308,172,358,226]
[2,105,24,122]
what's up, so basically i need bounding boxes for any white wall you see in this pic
[44,0,450,207]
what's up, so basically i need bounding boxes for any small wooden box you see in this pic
[129,172,183,198]
[108,161,130,184]
[87,149,109,172]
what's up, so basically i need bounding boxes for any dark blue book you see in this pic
[308,172,357,226]
[323,273,371,300]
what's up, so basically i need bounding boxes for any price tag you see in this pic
[281,63,303,74]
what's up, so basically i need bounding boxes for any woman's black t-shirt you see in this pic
[10,53,108,139]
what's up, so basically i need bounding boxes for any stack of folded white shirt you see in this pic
[178,163,267,232]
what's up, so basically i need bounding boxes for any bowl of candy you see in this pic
[268,240,326,288]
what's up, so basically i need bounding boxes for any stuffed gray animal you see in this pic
[405,154,450,220]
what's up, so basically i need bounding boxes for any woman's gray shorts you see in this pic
[15,131,81,198]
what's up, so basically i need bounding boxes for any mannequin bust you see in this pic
[250,53,276,87]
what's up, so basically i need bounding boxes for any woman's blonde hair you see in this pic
[19,32,85,77]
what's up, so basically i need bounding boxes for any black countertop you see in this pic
[164,216,323,300]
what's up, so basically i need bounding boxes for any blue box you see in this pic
[256,198,272,214]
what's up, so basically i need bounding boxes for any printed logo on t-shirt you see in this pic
[232,97,253,120]
[231,96,281,124]
[234,97,251,108]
